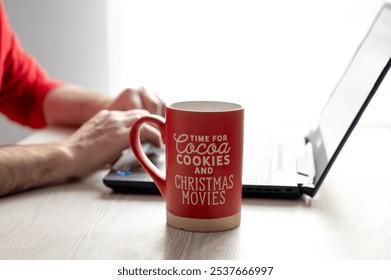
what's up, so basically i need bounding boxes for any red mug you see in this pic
[129,101,244,232]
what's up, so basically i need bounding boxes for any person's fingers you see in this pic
[115,109,163,147]
[120,109,150,126]
[138,87,165,116]
[124,88,143,110]
[139,124,162,147]
[85,109,163,149]
[108,87,165,116]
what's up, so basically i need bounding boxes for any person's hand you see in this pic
[61,109,161,178]
[105,87,165,116]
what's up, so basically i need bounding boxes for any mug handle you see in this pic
[129,115,167,198]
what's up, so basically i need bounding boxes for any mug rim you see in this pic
[168,101,243,112]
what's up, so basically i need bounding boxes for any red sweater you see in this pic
[0,1,61,128]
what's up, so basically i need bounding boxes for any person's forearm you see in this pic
[43,84,112,127]
[0,143,74,197]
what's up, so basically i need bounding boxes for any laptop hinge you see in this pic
[296,141,316,184]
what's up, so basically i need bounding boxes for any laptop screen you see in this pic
[308,4,391,194]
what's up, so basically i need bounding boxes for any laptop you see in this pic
[103,4,391,198]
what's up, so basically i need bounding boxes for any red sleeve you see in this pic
[0,1,63,128]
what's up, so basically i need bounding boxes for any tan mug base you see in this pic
[166,211,241,232]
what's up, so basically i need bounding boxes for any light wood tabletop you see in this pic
[0,124,390,260]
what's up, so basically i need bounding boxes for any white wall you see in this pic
[109,0,389,125]
[0,0,108,144]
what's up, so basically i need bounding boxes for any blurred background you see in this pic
[1,0,389,144]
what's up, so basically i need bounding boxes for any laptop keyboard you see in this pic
[243,136,274,184]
